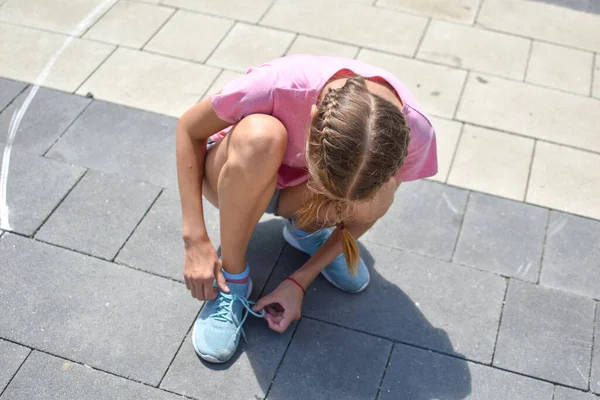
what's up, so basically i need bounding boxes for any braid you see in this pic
[318,75,368,133]
[294,192,345,230]
[317,87,342,149]
[297,73,410,275]
[313,76,371,198]
[321,87,340,122]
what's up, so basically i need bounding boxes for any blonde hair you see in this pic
[296,75,411,275]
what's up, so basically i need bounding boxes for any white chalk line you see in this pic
[441,192,458,214]
[0,0,116,231]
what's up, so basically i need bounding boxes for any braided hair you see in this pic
[295,75,410,275]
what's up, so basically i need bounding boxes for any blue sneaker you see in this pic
[283,221,370,293]
[192,280,264,363]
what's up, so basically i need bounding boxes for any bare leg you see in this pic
[203,114,287,274]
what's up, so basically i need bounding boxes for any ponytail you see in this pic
[295,192,327,230]
[338,222,360,276]
[295,195,361,276]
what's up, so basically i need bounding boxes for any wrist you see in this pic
[292,258,328,289]
[285,276,306,297]
[182,233,210,249]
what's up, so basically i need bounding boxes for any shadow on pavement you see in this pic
[200,218,473,399]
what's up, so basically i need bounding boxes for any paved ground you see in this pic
[0,0,599,399]
[0,81,599,399]
[1,0,600,220]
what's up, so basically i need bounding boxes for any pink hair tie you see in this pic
[337,221,345,230]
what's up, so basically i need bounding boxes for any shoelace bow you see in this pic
[211,292,265,342]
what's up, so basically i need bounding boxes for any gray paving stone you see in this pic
[379,343,553,400]
[362,180,468,260]
[268,318,392,400]
[0,339,29,393]
[0,150,85,235]
[265,242,506,363]
[454,193,548,281]
[0,78,26,112]
[494,280,595,389]
[116,189,218,280]
[35,171,160,260]
[554,386,600,400]
[540,212,600,299]
[530,0,597,13]
[161,317,293,399]
[593,305,600,395]
[46,101,178,189]
[116,190,287,295]
[0,234,199,386]
[1,351,183,400]
[0,87,90,155]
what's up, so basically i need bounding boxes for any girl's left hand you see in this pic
[253,278,304,333]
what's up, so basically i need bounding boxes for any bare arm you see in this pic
[291,220,375,288]
[176,96,231,300]
[253,179,401,332]
[292,178,400,289]
[176,96,230,243]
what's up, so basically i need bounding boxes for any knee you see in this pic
[232,114,288,159]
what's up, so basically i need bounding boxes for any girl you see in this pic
[176,54,437,363]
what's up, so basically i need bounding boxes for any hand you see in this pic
[183,239,228,301]
[253,278,304,333]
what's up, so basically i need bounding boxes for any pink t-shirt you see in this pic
[210,54,438,189]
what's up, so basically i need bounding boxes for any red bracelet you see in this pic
[285,276,306,296]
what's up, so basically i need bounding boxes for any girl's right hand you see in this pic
[183,240,229,301]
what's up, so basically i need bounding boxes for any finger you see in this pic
[254,295,273,312]
[265,314,284,332]
[203,283,217,301]
[184,276,190,291]
[202,284,217,300]
[267,316,286,333]
[266,305,277,316]
[265,312,283,325]
[266,305,283,318]
[278,315,293,333]
[198,283,207,301]
[215,267,230,293]
[190,282,198,299]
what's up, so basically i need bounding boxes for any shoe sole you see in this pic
[282,225,369,294]
[192,280,253,364]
